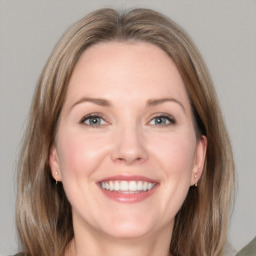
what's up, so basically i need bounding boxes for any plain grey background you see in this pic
[0,0,255,255]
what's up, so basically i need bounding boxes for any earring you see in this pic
[194,174,198,187]
[55,171,58,185]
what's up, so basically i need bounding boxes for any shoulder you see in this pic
[236,237,256,256]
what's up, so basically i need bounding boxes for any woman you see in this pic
[16,8,235,256]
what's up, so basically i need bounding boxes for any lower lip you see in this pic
[98,185,158,203]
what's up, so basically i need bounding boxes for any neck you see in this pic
[66,218,173,256]
[68,236,172,256]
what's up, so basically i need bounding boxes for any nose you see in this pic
[111,125,148,165]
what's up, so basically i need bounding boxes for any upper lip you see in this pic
[97,175,159,183]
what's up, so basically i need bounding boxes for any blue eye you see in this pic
[81,115,107,126]
[149,115,175,126]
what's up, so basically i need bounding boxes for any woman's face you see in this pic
[49,41,206,240]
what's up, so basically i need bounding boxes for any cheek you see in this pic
[149,131,196,179]
[55,129,112,212]
[56,129,109,179]
[150,132,197,216]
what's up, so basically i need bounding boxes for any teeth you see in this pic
[120,181,129,191]
[129,181,137,192]
[100,180,156,193]
[114,181,120,190]
[138,181,143,191]
[143,182,148,191]
[109,181,114,191]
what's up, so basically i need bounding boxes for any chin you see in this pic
[105,226,152,240]
[100,214,156,239]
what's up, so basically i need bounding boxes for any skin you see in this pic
[49,41,207,256]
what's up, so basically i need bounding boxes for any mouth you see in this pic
[99,180,156,193]
[97,176,159,203]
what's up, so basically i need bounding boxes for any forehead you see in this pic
[65,41,190,109]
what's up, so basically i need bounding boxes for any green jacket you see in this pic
[236,237,256,256]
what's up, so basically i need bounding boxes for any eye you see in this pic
[80,114,107,127]
[149,115,175,126]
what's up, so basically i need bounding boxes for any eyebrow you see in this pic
[70,97,185,112]
[71,97,112,110]
[147,98,185,112]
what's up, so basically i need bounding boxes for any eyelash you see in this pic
[148,114,176,126]
[79,113,176,127]
[80,113,107,127]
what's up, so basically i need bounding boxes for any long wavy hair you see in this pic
[16,8,235,256]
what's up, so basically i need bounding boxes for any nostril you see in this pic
[114,155,146,165]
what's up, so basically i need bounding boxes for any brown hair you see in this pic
[16,8,235,256]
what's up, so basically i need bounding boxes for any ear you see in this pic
[191,135,207,186]
[49,145,62,182]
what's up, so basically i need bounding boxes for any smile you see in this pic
[100,180,156,193]
[97,176,159,203]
